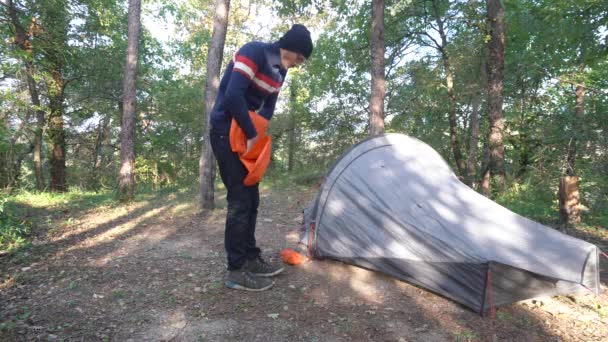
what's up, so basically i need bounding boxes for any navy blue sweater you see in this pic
[210,41,286,139]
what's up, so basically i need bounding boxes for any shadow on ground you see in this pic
[0,187,606,341]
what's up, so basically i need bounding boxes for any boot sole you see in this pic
[225,280,274,291]
[251,267,285,277]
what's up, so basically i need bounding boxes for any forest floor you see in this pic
[1,185,607,341]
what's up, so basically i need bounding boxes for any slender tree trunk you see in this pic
[565,85,585,177]
[25,60,45,191]
[432,0,465,176]
[118,0,141,202]
[485,0,506,192]
[199,0,230,210]
[7,144,35,194]
[48,69,66,192]
[369,0,385,136]
[8,0,46,191]
[33,108,45,191]
[93,115,110,171]
[91,115,110,189]
[559,85,585,226]
[287,78,298,173]
[480,143,491,197]
[466,91,481,187]
[466,57,486,188]
[39,2,70,192]
[4,117,34,193]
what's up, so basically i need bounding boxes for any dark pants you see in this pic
[210,131,261,271]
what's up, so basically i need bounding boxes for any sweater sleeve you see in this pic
[258,91,279,120]
[222,46,262,139]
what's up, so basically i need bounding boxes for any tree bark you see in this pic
[559,84,585,225]
[559,176,581,227]
[32,102,45,191]
[287,78,298,173]
[466,91,481,187]
[480,140,491,197]
[6,144,35,194]
[8,0,46,191]
[3,115,34,192]
[432,0,465,176]
[118,0,141,202]
[485,0,506,191]
[37,2,70,192]
[466,57,486,188]
[199,0,230,210]
[48,68,66,192]
[565,85,585,176]
[369,0,385,136]
[91,114,110,189]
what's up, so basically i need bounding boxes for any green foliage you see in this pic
[0,0,606,229]
[0,196,32,252]
[266,168,326,190]
[452,329,479,342]
[495,177,559,225]
[0,188,113,251]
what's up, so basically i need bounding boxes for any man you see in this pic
[209,24,313,291]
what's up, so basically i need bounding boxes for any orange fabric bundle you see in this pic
[229,111,272,186]
[280,248,304,265]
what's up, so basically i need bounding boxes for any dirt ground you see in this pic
[1,187,607,341]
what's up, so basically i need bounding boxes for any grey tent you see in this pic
[301,134,601,313]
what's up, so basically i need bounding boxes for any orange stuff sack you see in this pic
[229,111,272,186]
[280,248,304,265]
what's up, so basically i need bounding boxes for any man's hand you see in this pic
[246,135,259,154]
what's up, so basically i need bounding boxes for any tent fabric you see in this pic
[301,134,600,313]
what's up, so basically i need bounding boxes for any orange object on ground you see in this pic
[280,248,304,265]
[229,111,272,186]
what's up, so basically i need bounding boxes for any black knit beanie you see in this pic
[278,24,313,59]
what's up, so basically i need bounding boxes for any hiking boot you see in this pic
[225,270,273,291]
[245,256,285,277]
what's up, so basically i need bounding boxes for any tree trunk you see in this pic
[466,91,481,187]
[369,0,385,136]
[559,84,585,225]
[91,114,110,189]
[485,0,506,191]
[287,78,298,173]
[118,0,141,202]
[33,107,45,191]
[467,56,486,188]
[565,85,585,176]
[559,176,581,228]
[432,0,465,176]
[480,142,491,197]
[8,0,46,191]
[3,117,34,193]
[38,2,70,192]
[48,69,66,192]
[199,0,230,210]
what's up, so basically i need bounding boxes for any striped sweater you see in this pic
[210,41,286,139]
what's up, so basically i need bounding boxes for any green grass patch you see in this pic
[265,168,326,189]
[112,288,127,299]
[0,185,193,253]
[452,329,479,342]
[0,196,32,252]
[494,175,607,229]
[1,188,114,252]
[8,188,115,212]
